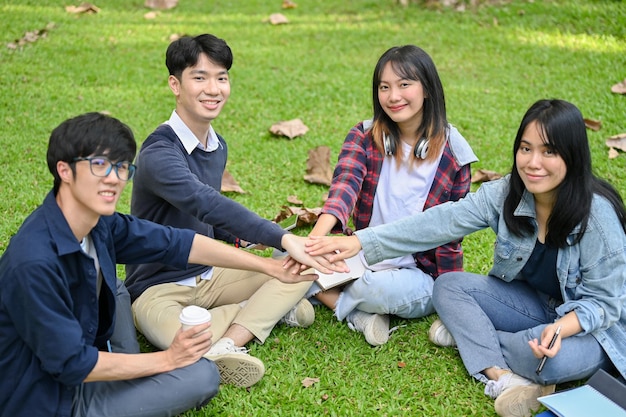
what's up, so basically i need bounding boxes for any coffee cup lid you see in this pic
[179,305,211,325]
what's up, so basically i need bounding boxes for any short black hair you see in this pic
[47,112,136,193]
[165,34,233,79]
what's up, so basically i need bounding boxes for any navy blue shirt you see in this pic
[126,124,286,301]
[0,191,195,417]
[521,239,562,301]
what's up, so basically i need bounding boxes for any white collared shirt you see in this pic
[164,110,217,285]
[164,110,221,154]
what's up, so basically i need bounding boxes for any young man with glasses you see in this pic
[125,34,320,388]
[0,112,327,416]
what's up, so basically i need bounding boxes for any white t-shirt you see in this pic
[361,140,442,271]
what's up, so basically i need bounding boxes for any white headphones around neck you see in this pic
[383,132,429,159]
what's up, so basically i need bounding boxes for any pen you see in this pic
[535,325,561,375]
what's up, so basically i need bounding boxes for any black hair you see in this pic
[503,99,626,246]
[165,34,233,79]
[370,45,448,163]
[47,112,136,193]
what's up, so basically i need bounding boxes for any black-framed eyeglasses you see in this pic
[72,156,136,181]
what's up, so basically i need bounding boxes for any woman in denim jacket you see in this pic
[304,99,626,417]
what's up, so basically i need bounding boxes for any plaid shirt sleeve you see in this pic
[323,122,382,233]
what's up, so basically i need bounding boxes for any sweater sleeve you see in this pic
[133,130,286,250]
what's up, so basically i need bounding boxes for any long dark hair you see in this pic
[503,99,626,246]
[370,45,447,163]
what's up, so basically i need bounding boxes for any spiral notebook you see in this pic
[537,369,626,417]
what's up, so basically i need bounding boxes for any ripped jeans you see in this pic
[306,266,435,321]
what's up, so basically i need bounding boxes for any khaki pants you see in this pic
[132,267,312,351]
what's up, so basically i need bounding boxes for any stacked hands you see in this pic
[279,234,360,278]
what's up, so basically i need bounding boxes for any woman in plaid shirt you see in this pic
[306,45,478,346]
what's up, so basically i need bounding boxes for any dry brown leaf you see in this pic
[6,22,56,50]
[144,11,159,19]
[304,146,332,186]
[606,133,626,152]
[611,79,626,95]
[397,361,406,368]
[145,0,178,9]
[287,195,303,205]
[65,2,101,14]
[269,118,308,139]
[301,377,320,388]
[274,206,322,227]
[269,13,289,25]
[321,393,329,401]
[584,118,602,131]
[221,169,246,194]
[471,169,502,184]
[282,0,297,8]
[609,147,620,159]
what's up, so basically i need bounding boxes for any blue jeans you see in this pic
[72,280,220,417]
[307,266,435,321]
[432,272,614,385]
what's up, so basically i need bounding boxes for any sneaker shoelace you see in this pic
[281,307,299,326]
[484,373,533,399]
[210,340,250,355]
[484,373,513,399]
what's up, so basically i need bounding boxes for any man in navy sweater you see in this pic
[0,112,322,416]
[125,34,321,388]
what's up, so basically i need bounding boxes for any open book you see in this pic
[537,369,626,417]
[314,254,365,291]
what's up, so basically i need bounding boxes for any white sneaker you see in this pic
[490,372,556,417]
[279,298,315,328]
[206,338,265,388]
[347,310,390,346]
[428,318,456,347]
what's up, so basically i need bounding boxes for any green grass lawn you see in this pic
[1,0,624,415]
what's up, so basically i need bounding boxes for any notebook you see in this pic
[314,254,365,290]
[537,369,626,417]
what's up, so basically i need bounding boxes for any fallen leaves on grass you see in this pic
[304,146,332,186]
[269,118,309,139]
[471,169,502,183]
[144,11,159,19]
[65,2,100,14]
[6,23,56,50]
[145,0,178,9]
[268,13,289,25]
[606,133,626,159]
[611,79,626,95]
[221,169,246,194]
[287,195,303,205]
[274,206,322,227]
[282,0,298,8]
[584,118,602,131]
[301,377,320,388]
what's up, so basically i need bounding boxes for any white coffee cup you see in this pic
[179,305,211,332]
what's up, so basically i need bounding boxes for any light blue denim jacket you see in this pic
[356,175,626,379]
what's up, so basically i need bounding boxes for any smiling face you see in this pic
[377,62,426,136]
[516,120,567,205]
[168,52,231,140]
[55,156,128,240]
